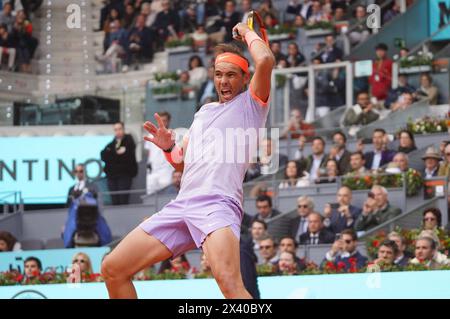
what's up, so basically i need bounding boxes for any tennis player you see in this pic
[102,22,275,299]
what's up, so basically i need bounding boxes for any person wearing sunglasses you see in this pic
[422,208,442,231]
[290,196,315,242]
[66,164,98,207]
[72,252,94,276]
[257,235,278,266]
[322,229,368,272]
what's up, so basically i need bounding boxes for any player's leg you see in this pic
[101,227,172,298]
[202,227,252,299]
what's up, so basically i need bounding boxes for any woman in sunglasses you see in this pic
[72,252,94,275]
[422,208,442,231]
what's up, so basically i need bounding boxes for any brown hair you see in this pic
[214,43,249,68]
[0,231,17,251]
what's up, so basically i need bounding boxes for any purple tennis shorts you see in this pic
[139,194,243,258]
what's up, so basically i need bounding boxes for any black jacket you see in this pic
[299,229,335,245]
[101,134,138,179]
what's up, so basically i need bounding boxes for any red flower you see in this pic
[191,267,198,274]
[372,240,380,248]
[337,261,346,270]
[16,274,23,282]
[348,257,357,265]
[325,262,336,270]
[171,266,179,273]
[181,261,190,270]
[349,267,357,273]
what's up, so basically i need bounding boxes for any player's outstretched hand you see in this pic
[143,113,175,151]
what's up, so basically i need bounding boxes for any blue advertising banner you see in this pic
[1,270,450,299]
[0,247,110,274]
[0,136,113,204]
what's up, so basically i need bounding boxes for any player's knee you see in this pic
[101,255,125,281]
[214,270,241,297]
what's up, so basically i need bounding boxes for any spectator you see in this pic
[67,164,98,207]
[103,7,121,33]
[346,151,367,175]
[370,240,398,269]
[390,152,409,172]
[355,185,402,231]
[23,256,42,280]
[145,111,174,195]
[422,208,442,231]
[101,122,138,205]
[0,23,15,71]
[160,171,182,195]
[369,43,393,102]
[152,0,179,48]
[251,195,281,223]
[197,66,217,107]
[315,158,339,183]
[307,0,329,24]
[286,42,305,67]
[329,131,351,174]
[320,35,342,63]
[343,91,380,127]
[258,0,279,22]
[384,74,416,109]
[303,136,327,182]
[0,2,14,31]
[390,92,415,112]
[187,55,207,88]
[279,160,308,188]
[179,3,197,33]
[410,236,449,269]
[323,229,368,271]
[245,138,288,180]
[122,3,137,30]
[281,109,314,140]
[383,2,400,23]
[323,186,362,234]
[270,41,287,65]
[72,252,94,275]
[126,14,154,70]
[221,0,241,42]
[387,231,411,267]
[397,130,417,154]
[438,143,450,177]
[416,73,439,105]
[272,236,306,270]
[348,5,370,46]
[179,71,197,100]
[290,196,314,240]
[364,128,396,170]
[240,0,253,23]
[421,146,440,178]
[275,251,298,275]
[258,235,278,265]
[293,14,307,28]
[10,10,38,73]
[263,12,278,28]
[286,0,313,21]
[250,220,268,250]
[299,212,335,245]
[0,230,21,252]
[98,19,128,73]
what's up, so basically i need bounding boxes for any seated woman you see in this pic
[315,158,340,184]
[279,160,309,189]
[416,73,438,105]
[410,235,449,269]
[422,208,443,231]
[0,230,21,252]
[397,130,417,153]
[275,251,298,275]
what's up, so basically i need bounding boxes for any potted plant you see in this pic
[397,51,433,74]
[304,21,334,37]
[165,36,194,53]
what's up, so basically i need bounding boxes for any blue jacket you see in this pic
[326,205,362,234]
[63,193,112,248]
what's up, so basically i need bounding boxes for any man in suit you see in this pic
[303,136,327,182]
[323,186,362,235]
[422,146,440,178]
[101,121,138,205]
[322,229,368,271]
[330,131,351,175]
[388,231,411,268]
[197,66,218,109]
[258,235,278,266]
[66,164,98,207]
[299,212,335,245]
[286,0,313,20]
[250,195,281,224]
[355,185,402,231]
[364,128,396,170]
[320,35,343,64]
[290,196,315,242]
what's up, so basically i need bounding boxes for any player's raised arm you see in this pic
[232,23,275,105]
[143,113,185,172]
